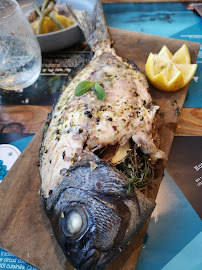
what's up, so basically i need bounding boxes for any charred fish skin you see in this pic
[42,152,155,270]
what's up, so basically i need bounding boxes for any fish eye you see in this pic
[60,207,88,240]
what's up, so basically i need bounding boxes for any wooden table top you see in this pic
[0,105,202,136]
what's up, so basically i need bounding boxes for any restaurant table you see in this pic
[0,1,202,270]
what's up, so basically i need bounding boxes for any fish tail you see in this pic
[67,0,111,51]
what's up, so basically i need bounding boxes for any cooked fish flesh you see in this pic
[39,1,166,269]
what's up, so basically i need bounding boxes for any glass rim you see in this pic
[0,0,20,21]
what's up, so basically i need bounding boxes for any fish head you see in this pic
[43,152,155,270]
[48,187,129,269]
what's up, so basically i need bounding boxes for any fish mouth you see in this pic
[79,249,101,270]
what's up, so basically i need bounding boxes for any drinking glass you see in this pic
[0,0,42,91]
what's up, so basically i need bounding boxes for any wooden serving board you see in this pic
[0,28,200,270]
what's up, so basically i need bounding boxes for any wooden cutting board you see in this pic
[0,28,200,270]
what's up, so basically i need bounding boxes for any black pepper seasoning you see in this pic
[79,128,83,134]
[84,111,93,118]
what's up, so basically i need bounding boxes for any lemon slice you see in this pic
[172,44,191,64]
[145,44,197,92]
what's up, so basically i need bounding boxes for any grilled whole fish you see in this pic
[39,1,166,269]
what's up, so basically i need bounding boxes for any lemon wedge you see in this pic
[172,44,191,64]
[175,63,197,86]
[158,45,173,60]
[145,44,197,92]
[34,12,74,34]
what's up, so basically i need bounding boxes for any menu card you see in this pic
[136,136,202,270]
[166,136,202,219]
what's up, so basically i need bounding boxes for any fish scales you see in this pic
[39,1,165,269]
[43,152,155,270]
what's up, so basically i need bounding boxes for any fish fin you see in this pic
[136,188,156,220]
[67,0,111,51]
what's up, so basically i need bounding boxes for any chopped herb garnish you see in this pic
[152,99,157,105]
[175,106,181,117]
[159,112,165,118]
[41,146,46,154]
[43,124,48,131]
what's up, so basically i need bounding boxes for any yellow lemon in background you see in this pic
[145,44,197,92]
[34,12,74,34]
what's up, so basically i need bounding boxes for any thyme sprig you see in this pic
[116,144,156,194]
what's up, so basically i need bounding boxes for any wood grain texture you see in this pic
[0,127,69,270]
[0,28,200,270]
[0,105,52,133]
[1,106,202,136]
[175,108,202,136]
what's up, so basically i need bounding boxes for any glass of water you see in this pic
[0,0,42,91]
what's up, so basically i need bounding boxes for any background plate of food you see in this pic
[18,0,94,52]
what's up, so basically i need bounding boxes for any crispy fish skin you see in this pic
[42,152,155,270]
